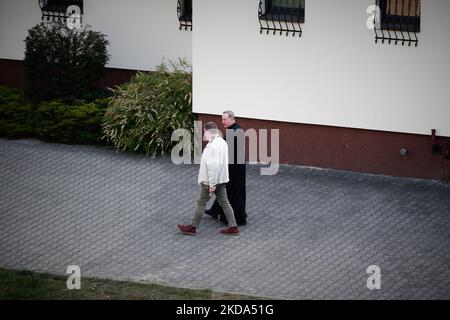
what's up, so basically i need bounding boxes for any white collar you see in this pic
[207,134,219,146]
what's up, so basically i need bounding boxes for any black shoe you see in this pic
[205,209,218,219]
[237,220,247,226]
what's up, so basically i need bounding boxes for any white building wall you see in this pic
[0,0,192,71]
[86,0,192,70]
[192,0,450,136]
[0,0,41,61]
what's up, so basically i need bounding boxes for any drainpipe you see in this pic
[445,141,450,159]
[431,129,450,182]
[445,142,450,183]
[431,129,442,154]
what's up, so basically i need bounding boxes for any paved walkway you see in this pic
[0,138,449,299]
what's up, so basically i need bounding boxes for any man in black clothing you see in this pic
[205,110,247,225]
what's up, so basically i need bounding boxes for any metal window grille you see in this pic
[177,0,192,31]
[38,0,83,23]
[258,0,304,37]
[374,0,420,46]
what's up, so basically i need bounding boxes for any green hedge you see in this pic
[34,98,109,144]
[0,86,108,145]
[1,59,193,151]
[0,86,35,138]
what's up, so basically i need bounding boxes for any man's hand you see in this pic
[209,186,216,193]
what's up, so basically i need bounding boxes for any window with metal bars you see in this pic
[177,0,192,31]
[38,0,83,22]
[375,0,420,46]
[267,0,305,20]
[258,0,305,37]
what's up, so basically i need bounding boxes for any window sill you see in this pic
[380,15,420,32]
[259,12,304,23]
[380,22,420,33]
[178,14,192,23]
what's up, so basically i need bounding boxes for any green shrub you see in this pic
[0,86,35,138]
[24,22,109,102]
[0,85,108,144]
[102,59,194,156]
[34,98,109,145]
[0,85,28,105]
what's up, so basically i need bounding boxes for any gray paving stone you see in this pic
[0,138,449,299]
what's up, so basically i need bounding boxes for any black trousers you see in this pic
[209,164,247,224]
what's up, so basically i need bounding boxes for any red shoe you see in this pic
[177,224,196,235]
[220,226,240,236]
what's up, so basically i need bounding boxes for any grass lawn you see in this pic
[0,268,262,300]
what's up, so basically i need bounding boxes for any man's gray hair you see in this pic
[223,110,235,120]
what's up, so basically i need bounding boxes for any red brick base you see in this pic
[0,58,138,90]
[197,114,450,180]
